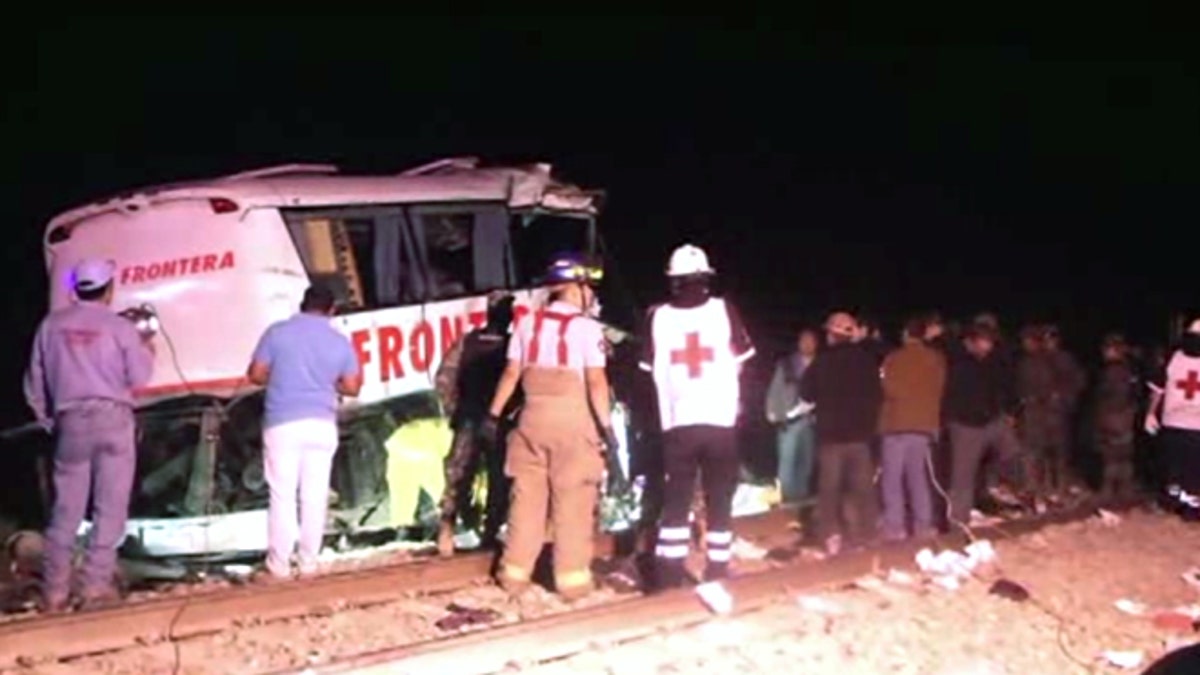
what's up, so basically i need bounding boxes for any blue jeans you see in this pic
[880,432,935,538]
[777,419,815,503]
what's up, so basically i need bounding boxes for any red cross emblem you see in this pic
[670,331,714,378]
[1177,370,1200,401]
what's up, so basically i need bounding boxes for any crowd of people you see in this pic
[765,309,1200,556]
[22,250,1200,611]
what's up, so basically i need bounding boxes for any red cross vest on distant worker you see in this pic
[1163,350,1200,431]
[641,298,753,431]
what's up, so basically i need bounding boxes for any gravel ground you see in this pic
[535,508,1200,675]
[1,524,793,674]
[12,508,1196,674]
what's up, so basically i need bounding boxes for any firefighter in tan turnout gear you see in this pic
[485,252,619,600]
[639,244,755,589]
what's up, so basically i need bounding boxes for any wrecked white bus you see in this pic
[32,156,640,564]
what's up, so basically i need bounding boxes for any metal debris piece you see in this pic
[433,603,502,631]
[988,579,1030,603]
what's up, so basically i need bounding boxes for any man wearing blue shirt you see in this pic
[247,284,363,579]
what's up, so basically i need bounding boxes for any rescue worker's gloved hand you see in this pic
[478,414,501,443]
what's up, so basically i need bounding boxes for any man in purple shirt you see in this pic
[24,258,155,611]
[247,284,362,580]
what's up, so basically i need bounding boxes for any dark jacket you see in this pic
[434,329,510,428]
[943,347,1017,427]
[799,341,882,444]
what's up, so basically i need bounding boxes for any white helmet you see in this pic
[666,244,714,277]
[1189,318,1200,334]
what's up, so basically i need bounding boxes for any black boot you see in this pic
[653,557,687,593]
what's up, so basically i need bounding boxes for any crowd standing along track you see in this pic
[0,510,793,667]
[286,498,1143,675]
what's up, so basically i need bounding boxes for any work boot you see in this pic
[38,592,70,615]
[436,521,456,558]
[653,558,687,592]
[558,581,595,603]
[77,586,122,612]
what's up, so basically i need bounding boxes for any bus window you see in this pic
[409,204,514,300]
[283,206,421,310]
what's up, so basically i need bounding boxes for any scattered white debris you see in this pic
[731,538,768,561]
[886,569,918,586]
[964,540,997,568]
[1171,604,1200,620]
[916,548,972,578]
[695,582,733,615]
[1099,649,1144,669]
[1113,598,1149,616]
[968,510,1003,527]
[1096,509,1122,527]
[931,575,961,591]
[221,564,255,580]
[317,538,431,564]
[1181,567,1200,591]
[796,595,844,615]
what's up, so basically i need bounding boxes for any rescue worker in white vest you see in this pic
[484,252,618,600]
[1145,318,1200,520]
[639,244,756,589]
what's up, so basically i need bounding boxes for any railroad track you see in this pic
[0,508,793,667]
[279,497,1142,675]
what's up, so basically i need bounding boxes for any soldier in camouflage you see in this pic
[1016,324,1063,503]
[434,292,516,556]
[1093,333,1139,499]
[1043,325,1087,489]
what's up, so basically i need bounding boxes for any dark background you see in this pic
[2,16,1197,438]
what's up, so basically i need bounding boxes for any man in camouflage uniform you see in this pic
[1015,324,1061,503]
[1044,325,1087,489]
[1093,333,1139,499]
[434,292,516,556]
[1017,324,1086,504]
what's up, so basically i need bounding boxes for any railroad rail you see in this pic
[287,497,1142,675]
[0,508,792,667]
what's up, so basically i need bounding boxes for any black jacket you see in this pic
[943,348,1017,427]
[799,341,883,444]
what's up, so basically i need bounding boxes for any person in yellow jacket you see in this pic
[485,252,618,600]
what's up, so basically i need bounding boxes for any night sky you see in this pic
[2,17,1197,430]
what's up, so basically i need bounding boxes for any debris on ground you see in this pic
[1099,649,1144,669]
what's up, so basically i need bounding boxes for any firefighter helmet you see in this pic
[666,244,714,277]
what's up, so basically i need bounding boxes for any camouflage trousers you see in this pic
[1020,407,1073,498]
[438,421,508,541]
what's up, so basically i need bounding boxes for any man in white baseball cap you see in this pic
[23,257,155,611]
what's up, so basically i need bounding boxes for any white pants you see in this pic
[263,418,339,577]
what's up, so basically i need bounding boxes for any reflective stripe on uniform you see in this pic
[555,568,593,590]
[499,564,531,582]
[658,526,690,542]
[705,529,732,562]
[655,543,689,559]
[527,310,576,367]
[707,549,732,563]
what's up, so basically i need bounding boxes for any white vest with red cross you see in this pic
[1164,350,1200,431]
[647,298,742,431]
